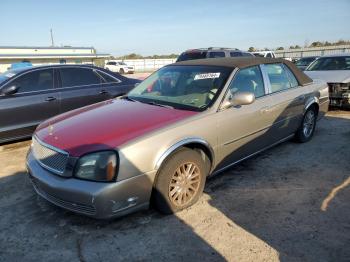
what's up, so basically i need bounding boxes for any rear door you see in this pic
[57,67,105,113]
[261,63,305,140]
[0,68,59,141]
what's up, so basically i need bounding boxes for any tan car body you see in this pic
[27,58,329,218]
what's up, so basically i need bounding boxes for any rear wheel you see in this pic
[295,107,317,143]
[153,148,207,214]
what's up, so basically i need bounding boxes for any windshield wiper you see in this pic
[120,95,138,102]
[143,101,174,109]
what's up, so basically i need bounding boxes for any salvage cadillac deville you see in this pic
[26,58,329,219]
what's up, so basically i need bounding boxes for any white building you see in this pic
[0,46,110,72]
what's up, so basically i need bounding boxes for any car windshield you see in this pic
[120,62,127,65]
[306,56,350,71]
[127,65,232,111]
[295,57,316,66]
[176,51,207,62]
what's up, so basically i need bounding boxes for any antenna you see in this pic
[50,29,55,47]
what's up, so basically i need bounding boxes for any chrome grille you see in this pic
[32,137,69,175]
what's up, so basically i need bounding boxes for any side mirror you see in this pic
[221,91,255,109]
[1,85,19,96]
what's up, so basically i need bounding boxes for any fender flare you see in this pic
[304,96,319,113]
[154,137,215,171]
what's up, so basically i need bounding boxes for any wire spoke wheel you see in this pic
[303,110,315,138]
[168,162,201,207]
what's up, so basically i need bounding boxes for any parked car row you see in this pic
[0,65,140,143]
[25,57,329,218]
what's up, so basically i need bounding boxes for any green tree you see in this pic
[276,47,284,50]
[310,41,323,47]
[248,47,255,52]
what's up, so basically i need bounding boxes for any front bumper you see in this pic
[26,150,155,219]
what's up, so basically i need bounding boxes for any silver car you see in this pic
[26,58,329,219]
[305,54,350,108]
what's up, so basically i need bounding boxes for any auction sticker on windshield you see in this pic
[194,72,220,80]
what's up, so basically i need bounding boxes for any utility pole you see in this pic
[50,29,55,47]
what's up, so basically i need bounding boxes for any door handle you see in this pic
[260,106,271,114]
[45,97,56,102]
[99,90,108,95]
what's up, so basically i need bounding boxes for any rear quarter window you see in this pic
[283,65,299,88]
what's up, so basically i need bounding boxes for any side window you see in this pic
[99,71,121,83]
[59,68,101,88]
[242,52,253,57]
[283,65,299,88]
[229,66,265,98]
[264,63,291,93]
[209,52,225,58]
[10,69,54,93]
[230,52,242,57]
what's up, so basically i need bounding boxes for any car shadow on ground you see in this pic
[0,114,349,261]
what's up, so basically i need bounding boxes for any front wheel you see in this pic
[295,107,317,143]
[119,68,125,74]
[152,148,207,214]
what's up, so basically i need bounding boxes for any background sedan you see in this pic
[0,65,140,143]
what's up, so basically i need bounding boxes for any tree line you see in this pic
[249,39,350,52]
[110,39,349,59]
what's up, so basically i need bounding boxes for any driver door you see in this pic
[0,68,60,141]
[215,66,275,170]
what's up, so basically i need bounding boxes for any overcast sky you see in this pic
[1,0,349,56]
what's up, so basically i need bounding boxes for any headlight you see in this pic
[74,151,117,182]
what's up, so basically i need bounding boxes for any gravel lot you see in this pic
[0,111,349,262]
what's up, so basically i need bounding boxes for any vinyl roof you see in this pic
[173,57,313,85]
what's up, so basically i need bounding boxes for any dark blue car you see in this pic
[0,64,141,143]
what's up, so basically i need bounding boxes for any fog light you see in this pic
[111,197,138,212]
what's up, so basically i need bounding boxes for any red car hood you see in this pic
[35,99,197,156]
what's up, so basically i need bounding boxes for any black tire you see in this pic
[152,148,207,214]
[119,68,125,74]
[295,107,317,143]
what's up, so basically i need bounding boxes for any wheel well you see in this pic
[155,142,213,177]
[307,102,319,116]
[182,143,213,173]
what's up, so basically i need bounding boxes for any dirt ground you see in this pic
[0,111,349,262]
